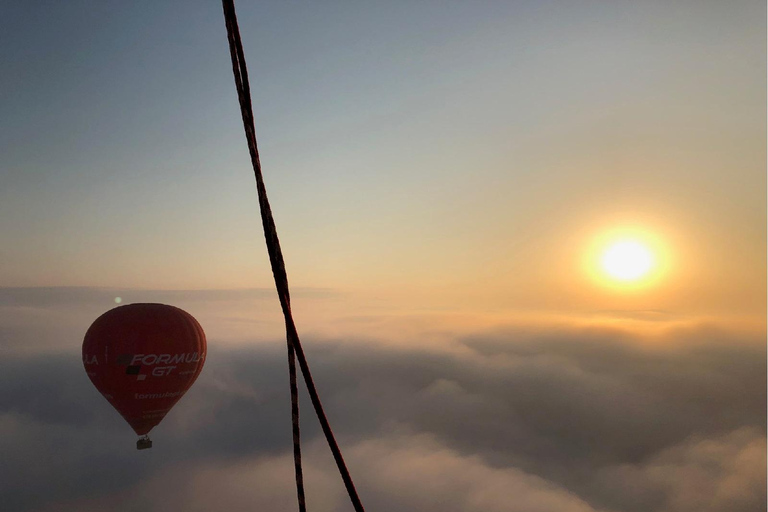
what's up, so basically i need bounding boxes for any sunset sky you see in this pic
[1,2,765,512]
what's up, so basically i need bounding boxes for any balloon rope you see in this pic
[288,342,307,512]
[221,2,366,512]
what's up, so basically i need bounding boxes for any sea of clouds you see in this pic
[0,287,765,512]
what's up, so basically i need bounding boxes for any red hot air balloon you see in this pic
[82,303,206,449]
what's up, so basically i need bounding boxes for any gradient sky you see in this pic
[0,2,765,511]
[2,0,765,326]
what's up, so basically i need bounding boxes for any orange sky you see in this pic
[0,1,763,335]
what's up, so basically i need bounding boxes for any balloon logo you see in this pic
[82,303,206,449]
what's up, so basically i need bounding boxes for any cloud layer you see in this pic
[0,291,765,511]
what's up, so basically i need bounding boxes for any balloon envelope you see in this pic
[82,303,206,436]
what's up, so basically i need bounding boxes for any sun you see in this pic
[601,240,654,281]
[583,227,668,290]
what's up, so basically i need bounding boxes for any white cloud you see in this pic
[598,428,766,512]
[348,431,605,512]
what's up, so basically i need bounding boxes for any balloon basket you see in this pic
[136,436,153,450]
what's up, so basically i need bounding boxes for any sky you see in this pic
[0,1,765,511]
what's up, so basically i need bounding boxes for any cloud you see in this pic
[23,430,602,512]
[0,286,341,354]
[595,427,766,512]
[348,432,603,512]
[0,286,339,308]
[0,298,764,511]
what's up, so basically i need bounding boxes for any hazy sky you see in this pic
[0,2,765,511]
[2,0,765,323]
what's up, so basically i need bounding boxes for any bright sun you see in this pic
[584,227,668,290]
[601,240,654,282]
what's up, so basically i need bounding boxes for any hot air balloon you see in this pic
[82,303,206,449]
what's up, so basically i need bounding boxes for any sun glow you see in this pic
[584,227,669,290]
[602,240,654,281]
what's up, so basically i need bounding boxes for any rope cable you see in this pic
[221,2,366,511]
